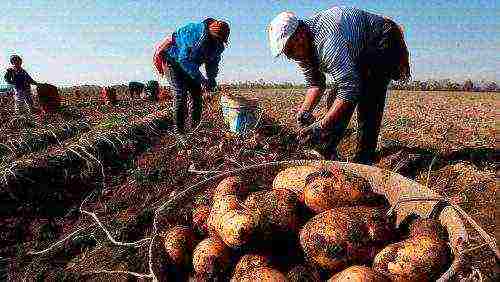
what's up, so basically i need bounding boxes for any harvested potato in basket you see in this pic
[192,237,231,276]
[161,225,196,268]
[273,165,386,213]
[207,176,259,248]
[373,218,452,281]
[237,266,288,281]
[243,189,299,232]
[300,207,396,273]
[272,165,320,202]
[328,265,390,281]
[231,254,271,281]
[303,166,376,213]
[213,176,249,202]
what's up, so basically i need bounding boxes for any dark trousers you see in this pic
[165,59,203,134]
[320,77,388,165]
[322,19,404,165]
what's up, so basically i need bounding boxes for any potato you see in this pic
[303,167,373,213]
[207,195,241,236]
[408,218,449,240]
[161,225,196,267]
[207,176,250,239]
[373,219,452,281]
[219,209,259,248]
[192,205,211,235]
[192,237,231,275]
[231,254,271,281]
[207,191,260,248]
[214,176,248,202]
[243,189,298,232]
[237,266,288,282]
[300,207,395,273]
[328,265,389,281]
[287,264,322,282]
[273,165,320,202]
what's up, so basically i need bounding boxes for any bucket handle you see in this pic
[232,106,263,138]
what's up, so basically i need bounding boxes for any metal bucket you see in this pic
[157,160,495,281]
[219,95,260,136]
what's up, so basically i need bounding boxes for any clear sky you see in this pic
[1,0,498,86]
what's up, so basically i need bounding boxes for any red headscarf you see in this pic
[208,20,230,43]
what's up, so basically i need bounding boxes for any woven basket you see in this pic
[156,160,496,281]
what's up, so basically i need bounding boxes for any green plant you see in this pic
[395,116,413,128]
[96,114,128,129]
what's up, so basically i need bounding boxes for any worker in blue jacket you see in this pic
[154,18,230,135]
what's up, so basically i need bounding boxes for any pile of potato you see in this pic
[158,165,453,281]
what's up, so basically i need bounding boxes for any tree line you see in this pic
[222,79,499,92]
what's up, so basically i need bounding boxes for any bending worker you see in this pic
[154,18,230,136]
[268,7,410,165]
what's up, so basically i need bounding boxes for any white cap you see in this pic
[268,11,299,57]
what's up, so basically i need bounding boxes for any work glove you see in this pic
[207,78,217,92]
[296,111,316,127]
[297,121,325,145]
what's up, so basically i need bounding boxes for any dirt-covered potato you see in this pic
[237,266,288,282]
[272,165,320,202]
[287,264,322,282]
[303,167,375,213]
[328,265,389,281]
[231,254,271,281]
[373,219,452,281]
[213,176,248,202]
[192,237,231,275]
[161,225,196,267]
[300,207,395,273]
[207,176,252,243]
[207,192,259,248]
[207,195,241,236]
[219,209,259,248]
[243,189,298,232]
[408,218,449,240]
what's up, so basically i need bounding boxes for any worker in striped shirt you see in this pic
[268,7,410,165]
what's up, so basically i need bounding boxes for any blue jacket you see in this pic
[164,20,225,88]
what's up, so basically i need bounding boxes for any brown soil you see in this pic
[3,89,497,281]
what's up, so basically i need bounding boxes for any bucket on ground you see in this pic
[128,81,145,98]
[36,83,61,115]
[100,86,117,105]
[220,95,260,136]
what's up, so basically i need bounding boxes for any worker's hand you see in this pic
[202,91,213,101]
[297,121,325,145]
[200,78,210,93]
[296,110,316,127]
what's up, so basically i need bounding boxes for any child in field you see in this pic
[4,55,38,117]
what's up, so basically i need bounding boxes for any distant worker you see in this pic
[268,7,410,165]
[4,55,39,117]
[153,18,230,136]
[128,81,145,99]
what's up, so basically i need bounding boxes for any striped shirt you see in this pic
[299,7,385,103]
